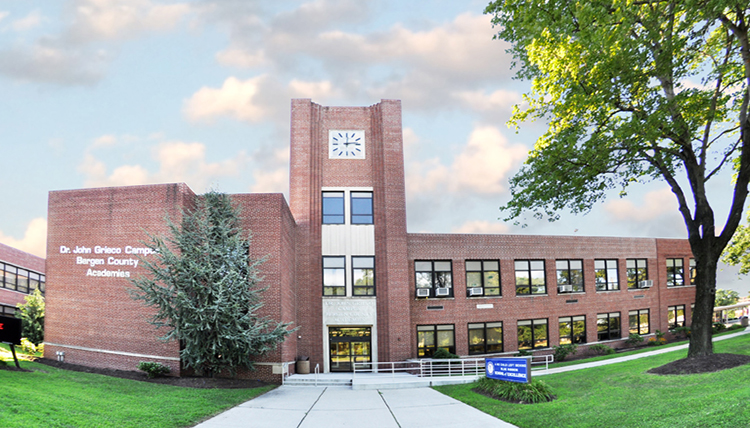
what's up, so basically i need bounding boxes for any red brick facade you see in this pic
[44,99,695,382]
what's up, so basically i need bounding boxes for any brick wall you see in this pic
[406,233,695,355]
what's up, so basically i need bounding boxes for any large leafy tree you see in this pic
[130,191,293,376]
[485,0,750,357]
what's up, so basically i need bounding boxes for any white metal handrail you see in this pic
[353,358,486,378]
[530,354,554,370]
[314,363,319,386]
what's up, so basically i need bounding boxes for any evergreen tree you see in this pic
[130,191,293,376]
[17,289,44,345]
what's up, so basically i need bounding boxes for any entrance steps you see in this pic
[284,372,482,389]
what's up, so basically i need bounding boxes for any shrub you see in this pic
[712,322,727,334]
[589,344,615,355]
[477,376,554,404]
[626,333,644,346]
[655,330,665,340]
[553,343,577,361]
[727,323,745,331]
[670,326,691,338]
[515,349,532,357]
[137,361,171,378]
[432,348,460,359]
[19,338,37,355]
[647,337,667,346]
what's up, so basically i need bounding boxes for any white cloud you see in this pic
[0,11,9,22]
[78,136,249,192]
[251,167,287,193]
[453,89,523,114]
[215,48,268,68]
[0,44,108,85]
[0,218,48,258]
[184,75,270,123]
[407,125,528,196]
[184,75,340,123]
[604,187,678,222]
[66,0,190,42]
[452,220,509,234]
[10,10,43,31]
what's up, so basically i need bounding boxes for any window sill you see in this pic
[466,295,503,299]
[515,294,548,298]
[415,297,455,301]
[557,291,586,295]
[596,289,621,293]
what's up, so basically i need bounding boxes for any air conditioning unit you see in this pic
[469,287,483,296]
[416,288,430,297]
[639,280,653,288]
[559,284,572,292]
[435,287,450,297]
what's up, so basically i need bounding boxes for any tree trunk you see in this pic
[687,251,718,357]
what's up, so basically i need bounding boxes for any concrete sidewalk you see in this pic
[193,386,518,428]
[535,327,750,376]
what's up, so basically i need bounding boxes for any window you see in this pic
[415,261,453,298]
[666,258,685,287]
[322,192,345,224]
[515,260,546,296]
[597,312,621,341]
[629,309,650,335]
[465,260,500,297]
[556,260,584,293]
[517,319,548,350]
[689,258,696,285]
[417,325,455,357]
[626,259,648,289]
[352,256,375,296]
[559,315,586,344]
[0,262,44,295]
[0,304,16,317]
[668,305,686,329]
[323,256,346,296]
[595,259,619,291]
[350,192,373,224]
[468,322,503,355]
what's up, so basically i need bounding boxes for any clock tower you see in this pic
[289,99,411,372]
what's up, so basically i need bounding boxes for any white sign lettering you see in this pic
[60,244,154,279]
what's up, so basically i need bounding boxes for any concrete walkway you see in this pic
[194,328,750,428]
[193,386,518,428]
[535,327,750,376]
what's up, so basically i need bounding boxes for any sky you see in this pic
[1,0,748,295]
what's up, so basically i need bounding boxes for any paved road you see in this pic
[194,386,517,428]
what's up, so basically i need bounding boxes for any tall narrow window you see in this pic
[595,259,619,291]
[559,315,586,344]
[515,260,546,296]
[350,192,373,224]
[666,258,685,287]
[322,192,345,224]
[668,305,686,328]
[415,261,453,298]
[466,260,500,297]
[417,325,455,357]
[517,319,548,350]
[626,259,648,289]
[323,256,346,296]
[597,312,621,341]
[468,322,503,355]
[352,256,375,296]
[629,309,650,335]
[556,260,584,293]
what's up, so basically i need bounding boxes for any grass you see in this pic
[435,333,750,428]
[0,345,274,428]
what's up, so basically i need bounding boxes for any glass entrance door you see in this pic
[329,326,371,372]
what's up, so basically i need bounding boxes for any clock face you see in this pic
[329,130,365,159]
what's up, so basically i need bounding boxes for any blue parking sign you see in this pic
[485,357,531,383]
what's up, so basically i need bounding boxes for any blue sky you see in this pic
[1,0,748,295]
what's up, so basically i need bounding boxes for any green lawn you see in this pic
[0,348,274,428]
[435,333,750,428]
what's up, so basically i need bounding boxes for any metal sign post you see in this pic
[485,357,532,383]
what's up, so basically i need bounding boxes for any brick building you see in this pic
[44,99,695,381]
[0,242,45,317]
